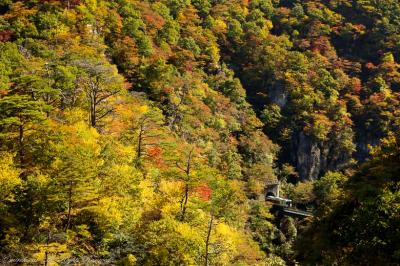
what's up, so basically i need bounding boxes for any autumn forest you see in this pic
[0,0,399,265]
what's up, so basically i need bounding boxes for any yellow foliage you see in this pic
[92,196,141,231]
[0,152,21,203]
[29,242,70,266]
[159,180,185,211]
[121,254,137,266]
[213,19,228,34]
[212,222,264,265]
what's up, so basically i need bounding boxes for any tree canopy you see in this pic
[0,0,399,265]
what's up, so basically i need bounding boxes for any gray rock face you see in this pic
[294,132,322,180]
[286,126,385,180]
[269,81,288,108]
[291,132,349,180]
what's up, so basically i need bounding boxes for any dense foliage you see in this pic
[0,0,278,264]
[0,0,398,265]
[298,133,400,265]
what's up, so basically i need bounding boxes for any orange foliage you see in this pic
[142,12,165,31]
[0,30,13,42]
[113,37,139,65]
[365,62,377,70]
[277,7,291,17]
[146,146,165,167]
[369,92,386,103]
[351,78,362,94]
[124,81,133,90]
[195,183,212,201]
[311,36,335,57]
[39,0,81,7]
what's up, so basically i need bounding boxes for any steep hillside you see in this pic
[0,1,281,265]
[0,0,399,265]
[217,0,400,180]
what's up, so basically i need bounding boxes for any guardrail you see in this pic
[283,208,313,217]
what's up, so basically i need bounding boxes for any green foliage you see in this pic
[0,0,398,264]
[0,1,279,264]
[50,121,102,229]
[314,171,347,214]
[261,104,282,129]
[300,133,400,265]
[248,201,275,253]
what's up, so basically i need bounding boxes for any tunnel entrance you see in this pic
[265,181,280,199]
[266,192,276,197]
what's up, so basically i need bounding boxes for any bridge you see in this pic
[269,202,313,219]
[283,208,313,218]
[265,181,313,219]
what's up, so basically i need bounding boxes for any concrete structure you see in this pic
[265,180,313,219]
[265,180,280,198]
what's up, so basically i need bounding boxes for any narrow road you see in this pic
[283,208,313,218]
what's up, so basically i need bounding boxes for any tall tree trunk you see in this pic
[91,100,96,127]
[44,229,50,266]
[178,148,194,221]
[180,184,189,221]
[136,123,144,166]
[18,123,24,165]
[205,213,214,266]
[65,181,73,231]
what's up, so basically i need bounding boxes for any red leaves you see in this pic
[195,184,212,202]
[146,146,165,167]
[147,146,162,158]
[0,30,13,42]
[311,36,334,56]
